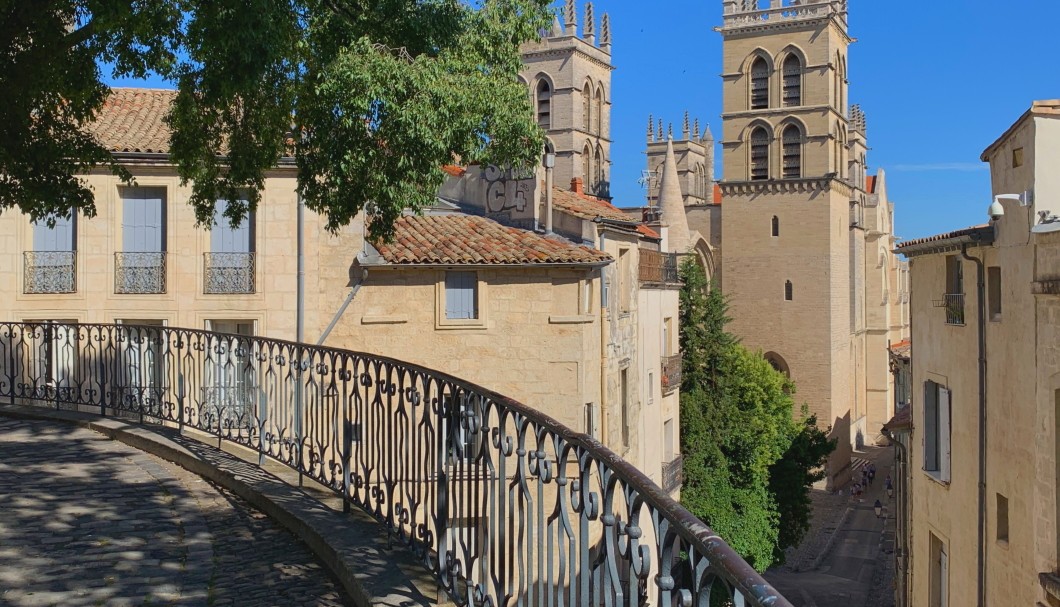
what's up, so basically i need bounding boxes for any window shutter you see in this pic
[924,380,939,472]
[33,213,74,252]
[939,388,951,482]
[212,199,252,254]
[445,272,477,320]
[123,188,164,252]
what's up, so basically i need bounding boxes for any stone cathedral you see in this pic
[646,0,909,487]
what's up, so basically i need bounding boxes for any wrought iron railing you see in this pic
[204,253,255,294]
[23,251,76,294]
[662,455,684,494]
[0,321,793,607]
[661,354,682,395]
[639,249,681,286]
[115,252,166,294]
[932,293,965,325]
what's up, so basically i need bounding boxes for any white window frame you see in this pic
[436,270,487,329]
[923,380,952,483]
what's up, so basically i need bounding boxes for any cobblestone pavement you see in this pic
[0,418,351,607]
[765,445,896,607]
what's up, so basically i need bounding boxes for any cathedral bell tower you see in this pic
[519,0,614,198]
[718,0,860,488]
[644,112,715,207]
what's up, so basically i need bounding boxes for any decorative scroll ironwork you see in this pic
[661,354,682,395]
[639,249,681,286]
[204,253,256,294]
[662,455,684,494]
[0,321,794,607]
[23,251,76,294]
[115,252,166,294]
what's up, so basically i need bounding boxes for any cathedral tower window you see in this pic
[536,80,552,129]
[594,87,604,135]
[750,57,769,109]
[594,144,605,191]
[583,144,593,185]
[750,127,769,181]
[782,125,802,179]
[582,83,592,132]
[785,280,793,301]
[782,54,802,107]
[771,215,779,237]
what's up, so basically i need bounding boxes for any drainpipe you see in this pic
[317,269,366,346]
[599,232,608,445]
[961,242,987,607]
[883,426,909,607]
[295,192,306,486]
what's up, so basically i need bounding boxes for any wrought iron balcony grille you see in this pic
[661,353,682,395]
[662,455,684,494]
[0,321,794,607]
[115,252,166,294]
[638,249,681,286]
[204,253,255,294]
[932,293,965,325]
[23,251,76,294]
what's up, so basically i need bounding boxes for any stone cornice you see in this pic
[521,46,615,71]
[722,105,850,124]
[720,176,853,197]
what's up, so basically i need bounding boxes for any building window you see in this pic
[594,144,605,192]
[536,80,552,129]
[26,210,77,294]
[445,271,478,320]
[929,533,949,607]
[771,215,780,237]
[782,125,801,179]
[594,87,604,135]
[750,56,769,109]
[583,144,593,186]
[782,54,802,107]
[784,280,793,301]
[582,82,592,131]
[923,380,952,482]
[988,266,1001,321]
[206,198,256,294]
[647,371,654,404]
[620,368,629,447]
[996,493,1009,544]
[584,402,599,439]
[944,255,965,325]
[1012,147,1024,168]
[117,187,167,294]
[618,248,631,314]
[750,127,769,181]
[204,319,256,423]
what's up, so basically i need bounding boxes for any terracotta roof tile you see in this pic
[551,187,634,223]
[442,164,466,177]
[88,88,177,154]
[889,339,910,358]
[372,214,612,265]
[866,175,877,194]
[713,183,723,204]
[637,225,660,239]
[884,405,912,431]
[896,224,992,251]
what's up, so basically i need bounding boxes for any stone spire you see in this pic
[658,138,691,253]
[667,122,673,140]
[682,111,690,139]
[564,0,576,35]
[584,2,594,44]
[600,13,611,53]
[701,122,714,143]
[656,118,663,142]
[647,114,654,142]
[693,117,700,140]
[551,14,564,37]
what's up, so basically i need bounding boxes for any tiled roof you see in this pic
[884,405,912,432]
[442,164,466,177]
[637,224,660,239]
[88,88,177,154]
[371,214,612,265]
[551,187,634,223]
[866,175,877,194]
[896,224,993,253]
[889,339,910,359]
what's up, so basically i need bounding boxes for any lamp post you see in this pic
[544,151,555,234]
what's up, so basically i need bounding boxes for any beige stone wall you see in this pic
[0,165,341,340]
[636,284,681,492]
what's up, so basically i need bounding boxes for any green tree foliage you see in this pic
[677,258,835,571]
[1,0,550,238]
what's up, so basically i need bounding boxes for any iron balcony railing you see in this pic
[204,252,256,294]
[0,321,793,607]
[638,249,681,286]
[23,251,76,294]
[662,455,684,494]
[115,252,166,294]
[932,293,965,325]
[661,353,682,395]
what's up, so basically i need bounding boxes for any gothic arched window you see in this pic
[582,82,592,132]
[782,54,802,107]
[594,144,605,192]
[594,87,604,135]
[750,127,769,181]
[782,124,802,179]
[536,79,552,129]
[750,57,769,109]
[583,144,593,187]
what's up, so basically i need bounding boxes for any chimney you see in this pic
[571,177,584,194]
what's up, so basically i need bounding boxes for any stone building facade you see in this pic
[896,100,1060,607]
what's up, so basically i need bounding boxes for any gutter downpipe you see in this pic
[883,425,909,607]
[317,270,366,346]
[599,230,608,446]
[295,192,306,486]
[962,241,987,607]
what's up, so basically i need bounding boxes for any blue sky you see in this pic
[603,0,1060,240]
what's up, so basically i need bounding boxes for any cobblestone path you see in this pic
[0,418,351,607]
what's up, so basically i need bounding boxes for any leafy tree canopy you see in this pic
[1,0,551,239]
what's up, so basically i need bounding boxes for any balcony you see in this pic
[661,353,682,395]
[23,251,76,294]
[639,249,681,286]
[662,455,684,493]
[933,293,965,325]
[115,252,167,294]
[0,320,793,607]
[204,253,255,294]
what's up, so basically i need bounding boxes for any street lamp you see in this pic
[874,499,883,518]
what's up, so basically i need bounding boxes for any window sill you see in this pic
[360,315,408,325]
[549,314,594,324]
[922,469,951,487]
[435,318,487,330]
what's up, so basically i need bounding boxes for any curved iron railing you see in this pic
[0,321,792,607]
